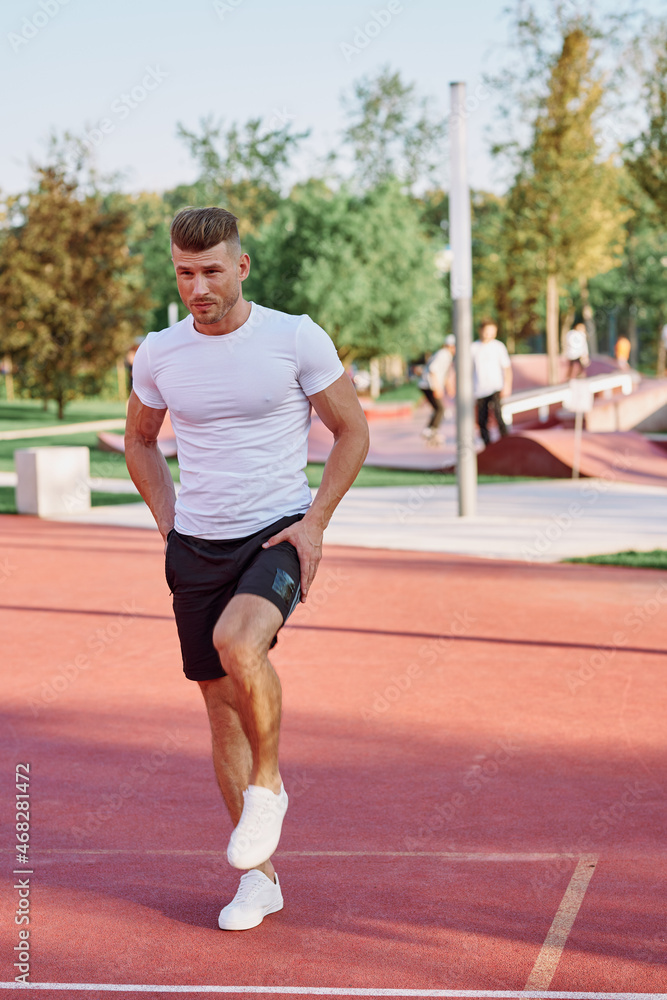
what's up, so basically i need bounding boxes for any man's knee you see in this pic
[212,623,266,677]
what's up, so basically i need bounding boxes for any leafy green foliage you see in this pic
[484,18,630,353]
[0,149,149,418]
[588,177,667,361]
[244,180,448,362]
[175,114,310,236]
[625,26,667,214]
[341,67,446,191]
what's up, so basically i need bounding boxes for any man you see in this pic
[564,321,590,379]
[470,319,512,448]
[125,207,369,931]
[418,335,456,445]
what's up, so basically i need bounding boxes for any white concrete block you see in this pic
[15,447,90,517]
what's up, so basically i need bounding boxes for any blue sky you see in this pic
[1,0,662,198]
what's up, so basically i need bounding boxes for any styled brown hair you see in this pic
[478,317,497,331]
[170,207,241,256]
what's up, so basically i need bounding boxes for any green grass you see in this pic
[378,383,421,404]
[0,399,128,433]
[566,550,667,570]
[306,463,534,488]
[1,435,531,490]
[305,464,454,489]
[0,487,16,514]
[0,486,144,515]
[90,491,144,506]
[0,432,181,482]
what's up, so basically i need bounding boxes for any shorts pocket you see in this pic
[165,529,176,592]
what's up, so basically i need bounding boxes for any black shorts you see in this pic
[165,513,304,682]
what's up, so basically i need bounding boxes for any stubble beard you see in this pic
[192,287,240,326]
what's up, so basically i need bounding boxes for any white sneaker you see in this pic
[421,427,434,440]
[218,870,283,931]
[227,783,289,870]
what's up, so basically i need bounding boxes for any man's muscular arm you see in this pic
[125,390,176,544]
[263,373,369,601]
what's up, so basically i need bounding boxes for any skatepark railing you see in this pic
[501,372,634,426]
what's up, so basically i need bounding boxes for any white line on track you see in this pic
[524,854,599,989]
[0,985,664,997]
[11,849,579,860]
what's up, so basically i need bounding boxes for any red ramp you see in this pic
[478,427,667,485]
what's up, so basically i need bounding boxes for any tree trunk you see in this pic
[3,355,14,401]
[116,357,128,402]
[369,357,381,399]
[657,317,666,377]
[57,396,65,420]
[546,274,560,385]
[628,306,639,369]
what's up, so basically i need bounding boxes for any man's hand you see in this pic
[501,368,513,398]
[161,525,174,554]
[262,517,323,601]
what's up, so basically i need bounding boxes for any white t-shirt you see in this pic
[470,339,511,399]
[132,302,345,539]
[418,348,453,391]
[564,328,588,361]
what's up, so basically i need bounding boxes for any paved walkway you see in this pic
[22,477,667,563]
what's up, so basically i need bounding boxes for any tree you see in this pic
[588,176,667,368]
[244,180,448,363]
[491,22,629,379]
[175,115,310,236]
[625,24,667,213]
[471,190,543,350]
[340,67,446,191]
[126,191,182,333]
[0,148,149,417]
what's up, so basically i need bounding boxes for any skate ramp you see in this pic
[477,427,667,486]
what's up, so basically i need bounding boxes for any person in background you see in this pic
[564,322,590,379]
[418,335,456,444]
[470,319,512,448]
[614,335,631,371]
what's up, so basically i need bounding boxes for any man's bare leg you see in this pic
[199,593,286,877]
[212,593,284,795]
[198,675,276,881]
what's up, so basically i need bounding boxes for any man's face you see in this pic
[171,240,250,326]
[480,323,498,342]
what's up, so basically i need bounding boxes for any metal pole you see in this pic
[572,409,582,480]
[449,82,477,517]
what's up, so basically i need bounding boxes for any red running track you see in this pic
[0,516,666,998]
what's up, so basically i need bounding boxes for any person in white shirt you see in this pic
[470,319,512,447]
[564,322,590,378]
[418,335,456,444]
[125,207,369,931]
